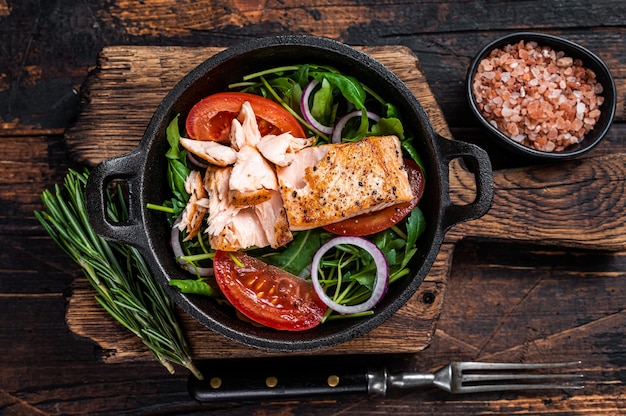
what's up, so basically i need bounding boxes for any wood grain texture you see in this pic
[448,153,626,250]
[4,1,624,139]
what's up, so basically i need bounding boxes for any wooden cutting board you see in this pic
[64,45,626,363]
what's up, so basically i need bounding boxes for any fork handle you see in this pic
[188,357,371,402]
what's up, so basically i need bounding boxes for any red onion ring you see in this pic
[331,110,381,143]
[171,215,213,277]
[310,236,388,314]
[186,152,210,170]
[300,79,334,135]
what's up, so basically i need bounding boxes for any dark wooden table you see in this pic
[1,1,625,415]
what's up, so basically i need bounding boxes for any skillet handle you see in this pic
[85,150,147,246]
[437,136,493,231]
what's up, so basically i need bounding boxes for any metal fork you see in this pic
[368,361,584,394]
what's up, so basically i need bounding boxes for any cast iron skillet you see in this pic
[85,35,493,352]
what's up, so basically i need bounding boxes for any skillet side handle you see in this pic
[437,136,494,231]
[85,150,146,246]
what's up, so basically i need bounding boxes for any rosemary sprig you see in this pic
[34,168,203,380]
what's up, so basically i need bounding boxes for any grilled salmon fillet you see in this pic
[276,135,414,231]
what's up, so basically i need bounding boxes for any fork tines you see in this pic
[453,361,585,393]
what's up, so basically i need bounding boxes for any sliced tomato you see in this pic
[213,250,327,331]
[323,159,425,236]
[186,92,306,143]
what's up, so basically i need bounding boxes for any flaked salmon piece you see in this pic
[205,167,268,251]
[253,190,293,248]
[228,144,278,207]
[179,137,237,166]
[210,207,271,251]
[229,117,245,152]
[230,101,261,151]
[276,135,414,231]
[204,166,292,251]
[256,132,315,167]
[205,166,240,241]
[178,170,209,241]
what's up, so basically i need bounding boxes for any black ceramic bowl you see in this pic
[466,32,616,160]
[86,36,493,352]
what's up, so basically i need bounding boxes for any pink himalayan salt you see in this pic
[472,40,604,152]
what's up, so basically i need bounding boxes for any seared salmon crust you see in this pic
[276,135,414,231]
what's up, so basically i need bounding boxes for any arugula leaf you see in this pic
[311,72,366,110]
[311,78,333,124]
[354,273,375,291]
[168,160,190,200]
[290,82,303,111]
[385,248,398,267]
[405,207,426,257]
[292,64,310,87]
[371,117,405,139]
[355,112,370,140]
[267,77,295,96]
[165,114,182,155]
[384,102,401,118]
[374,229,406,267]
[263,229,329,276]
[401,140,426,176]
[165,116,190,205]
